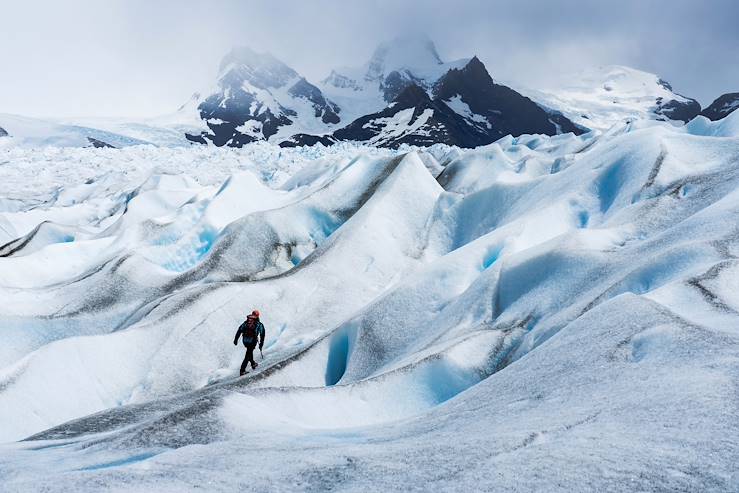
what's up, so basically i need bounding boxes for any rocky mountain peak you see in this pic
[392,83,432,109]
[700,92,739,121]
[433,56,493,101]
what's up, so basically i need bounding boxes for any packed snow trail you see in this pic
[1,113,739,491]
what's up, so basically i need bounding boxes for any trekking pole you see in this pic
[260,348,264,360]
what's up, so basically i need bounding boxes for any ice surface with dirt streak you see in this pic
[1,113,739,492]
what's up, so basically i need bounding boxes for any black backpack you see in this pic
[242,316,258,344]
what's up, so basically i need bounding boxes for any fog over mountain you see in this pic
[1,0,737,117]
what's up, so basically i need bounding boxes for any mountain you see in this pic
[525,65,702,131]
[185,47,342,147]
[700,92,739,121]
[187,41,726,149]
[332,56,583,147]
[333,83,490,148]
[6,43,711,151]
[182,39,582,149]
[432,56,583,138]
[320,35,469,118]
[323,35,469,104]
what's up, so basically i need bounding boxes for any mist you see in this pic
[1,0,737,118]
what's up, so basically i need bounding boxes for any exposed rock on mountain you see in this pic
[700,92,739,121]
[652,79,701,123]
[332,57,583,147]
[278,133,336,148]
[333,83,489,148]
[87,137,116,148]
[433,56,583,138]
[287,78,341,124]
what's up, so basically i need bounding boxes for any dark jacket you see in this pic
[234,315,265,349]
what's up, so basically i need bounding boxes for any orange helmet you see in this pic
[252,309,260,317]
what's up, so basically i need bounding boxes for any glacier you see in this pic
[0,112,739,491]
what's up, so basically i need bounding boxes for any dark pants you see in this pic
[240,343,257,373]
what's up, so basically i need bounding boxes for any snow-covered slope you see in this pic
[0,106,210,149]
[527,65,702,131]
[0,113,154,148]
[60,99,209,148]
[1,112,738,491]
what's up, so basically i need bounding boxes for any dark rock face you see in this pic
[332,58,583,148]
[87,137,116,148]
[287,78,341,124]
[279,134,335,148]
[654,97,701,123]
[700,93,739,121]
[185,47,341,148]
[380,70,424,102]
[547,111,587,134]
[188,64,293,148]
[653,77,701,123]
[0,126,7,137]
[333,84,490,148]
[657,79,674,92]
[185,133,208,145]
[322,70,362,91]
[433,57,583,139]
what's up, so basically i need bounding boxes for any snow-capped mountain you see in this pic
[700,92,739,121]
[181,38,583,149]
[185,47,342,147]
[321,35,469,114]
[333,55,583,148]
[175,41,717,149]
[526,65,702,131]
[1,42,717,152]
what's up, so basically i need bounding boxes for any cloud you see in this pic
[0,0,736,117]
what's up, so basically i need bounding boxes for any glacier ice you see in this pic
[1,112,739,491]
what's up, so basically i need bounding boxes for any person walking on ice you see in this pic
[233,309,265,376]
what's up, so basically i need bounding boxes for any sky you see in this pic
[1,0,737,118]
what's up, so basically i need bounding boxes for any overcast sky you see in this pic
[1,0,737,118]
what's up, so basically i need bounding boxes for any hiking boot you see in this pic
[239,370,246,376]
[251,361,258,370]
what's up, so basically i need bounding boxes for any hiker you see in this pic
[233,309,266,376]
